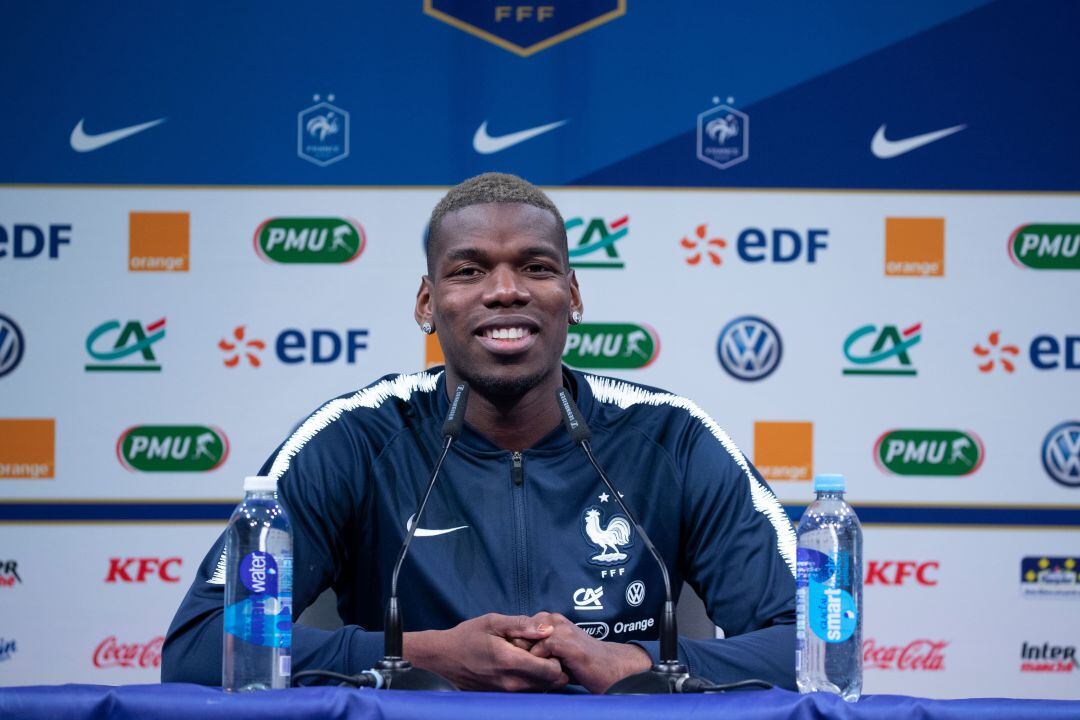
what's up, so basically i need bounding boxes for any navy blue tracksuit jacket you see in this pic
[163,368,797,689]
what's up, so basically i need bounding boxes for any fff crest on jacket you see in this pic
[581,506,633,565]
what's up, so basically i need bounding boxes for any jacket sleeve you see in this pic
[632,419,798,690]
[161,412,387,685]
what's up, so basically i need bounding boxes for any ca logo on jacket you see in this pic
[581,506,633,565]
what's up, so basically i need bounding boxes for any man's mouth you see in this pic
[475,324,539,354]
[481,327,531,340]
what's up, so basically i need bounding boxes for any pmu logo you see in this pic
[117,425,229,472]
[254,218,365,264]
[0,314,26,379]
[680,225,828,266]
[0,223,71,259]
[298,94,349,166]
[1021,556,1079,599]
[423,1,626,57]
[866,561,940,586]
[85,318,165,372]
[567,215,627,269]
[874,430,984,476]
[106,557,181,583]
[843,323,921,377]
[1042,421,1080,487]
[1009,224,1080,270]
[717,316,782,381]
[0,560,21,588]
[563,323,658,370]
[697,99,749,170]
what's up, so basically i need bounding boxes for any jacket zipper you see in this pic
[510,451,529,615]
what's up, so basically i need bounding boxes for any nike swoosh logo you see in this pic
[70,117,167,153]
[472,119,567,154]
[406,513,468,537]
[870,123,966,159]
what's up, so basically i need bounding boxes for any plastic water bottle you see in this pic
[223,475,293,691]
[796,474,863,701]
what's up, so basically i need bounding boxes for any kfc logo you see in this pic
[105,557,182,583]
[865,561,939,586]
[93,635,164,669]
[864,639,947,671]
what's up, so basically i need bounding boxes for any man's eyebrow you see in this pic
[444,247,489,263]
[521,246,563,261]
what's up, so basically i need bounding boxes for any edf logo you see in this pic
[866,561,940,586]
[681,226,828,266]
[105,557,182,583]
[0,224,72,259]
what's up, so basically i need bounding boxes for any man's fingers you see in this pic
[496,643,566,686]
[508,637,534,651]
[491,613,555,640]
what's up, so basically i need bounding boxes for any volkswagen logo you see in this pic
[717,316,782,381]
[1042,421,1080,487]
[0,314,25,379]
[625,580,646,607]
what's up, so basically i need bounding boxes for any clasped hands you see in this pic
[403,612,652,693]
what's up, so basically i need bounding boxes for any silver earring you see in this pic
[421,322,434,335]
[570,311,582,325]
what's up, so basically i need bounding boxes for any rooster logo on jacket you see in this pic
[582,507,633,565]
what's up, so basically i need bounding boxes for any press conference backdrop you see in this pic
[1,0,1078,699]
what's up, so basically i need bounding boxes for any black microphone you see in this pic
[556,388,704,694]
[372,383,470,691]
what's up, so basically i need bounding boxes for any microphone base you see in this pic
[373,658,459,691]
[606,662,689,695]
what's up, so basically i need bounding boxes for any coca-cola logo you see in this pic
[863,639,947,671]
[92,635,164,669]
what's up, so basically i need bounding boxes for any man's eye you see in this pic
[454,267,481,277]
[525,263,554,273]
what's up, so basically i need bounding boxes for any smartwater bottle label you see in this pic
[799,547,857,643]
[224,551,293,648]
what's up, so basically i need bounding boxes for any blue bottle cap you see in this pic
[814,474,845,492]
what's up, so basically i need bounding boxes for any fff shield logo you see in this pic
[874,430,984,476]
[298,95,349,167]
[255,218,365,264]
[563,323,658,370]
[697,102,749,170]
[117,425,229,472]
[843,323,921,376]
[1009,225,1080,270]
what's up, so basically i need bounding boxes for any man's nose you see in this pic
[483,265,530,306]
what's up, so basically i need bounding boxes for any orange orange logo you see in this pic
[885,217,944,277]
[129,212,189,272]
[754,421,813,482]
[425,333,445,369]
[0,419,55,479]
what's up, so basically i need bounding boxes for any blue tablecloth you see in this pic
[1,683,1077,720]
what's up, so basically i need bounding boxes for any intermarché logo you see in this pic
[117,425,229,472]
[874,430,984,476]
[563,323,659,370]
[254,218,365,264]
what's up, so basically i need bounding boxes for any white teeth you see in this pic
[485,327,529,340]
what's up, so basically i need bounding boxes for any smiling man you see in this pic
[163,173,797,693]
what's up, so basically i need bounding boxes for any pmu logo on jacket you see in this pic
[567,215,627,269]
[753,421,812,482]
[866,561,939,586]
[874,430,983,476]
[581,506,633,566]
[563,323,658,369]
[863,639,947,671]
[0,314,26,379]
[85,318,165,372]
[717,316,782,381]
[93,635,163,669]
[1021,557,1079,598]
[1009,224,1080,270]
[0,223,71,260]
[842,323,921,376]
[106,557,182,583]
[423,1,626,57]
[0,560,21,588]
[0,419,55,479]
[680,224,828,266]
[1042,421,1080,487]
[129,212,189,272]
[117,425,228,472]
[885,218,944,277]
[254,218,365,264]
[1021,642,1077,673]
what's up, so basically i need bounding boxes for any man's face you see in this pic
[416,202,582,398]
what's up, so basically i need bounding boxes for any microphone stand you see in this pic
[371,384,470,691]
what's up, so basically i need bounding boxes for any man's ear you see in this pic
[568,269,583,319]
[415,275,434,327]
